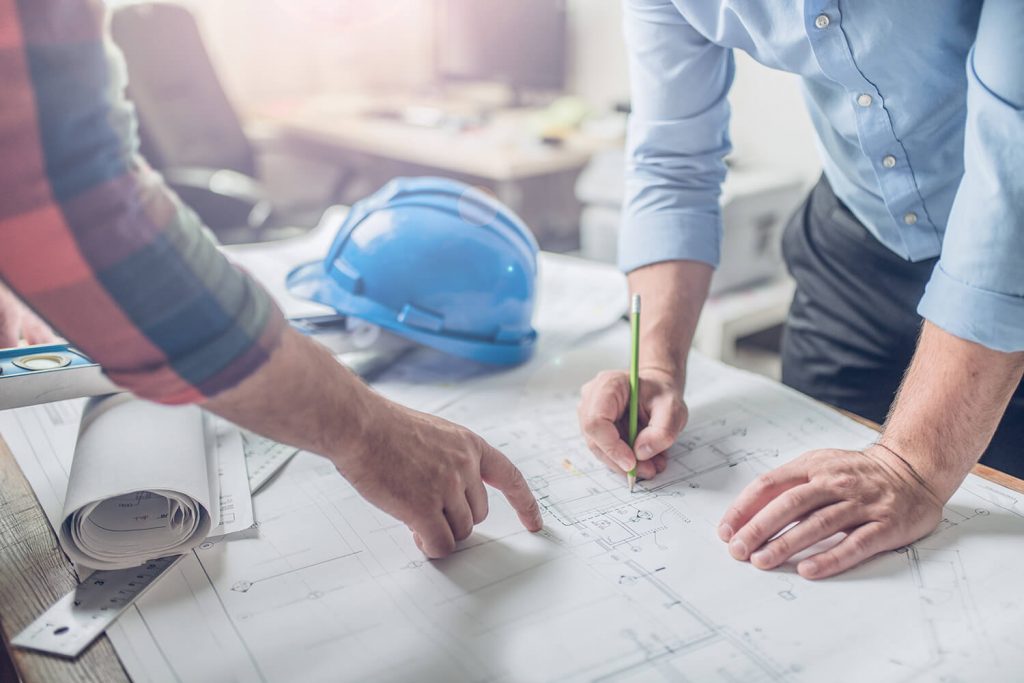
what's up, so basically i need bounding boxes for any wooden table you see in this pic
[2,420,1022,682]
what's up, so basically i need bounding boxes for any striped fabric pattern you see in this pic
[0,0,285,404]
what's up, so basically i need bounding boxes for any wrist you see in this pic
[322,381,392,470]
[638,330,689,391]
[871,435,967,502]
[638,362,686,392]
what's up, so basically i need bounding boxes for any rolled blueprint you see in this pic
[57,394,219,570]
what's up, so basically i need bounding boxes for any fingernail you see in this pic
[637,444,654,460]
[717,523,733,541]
[800,560,818,578]
[616,455,635,471]
[729,538,749,560]
[750,549,769,567]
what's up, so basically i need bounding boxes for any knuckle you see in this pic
[754,472,776,492]
[844,532,872,559]
[768,535,790,559]
[812,510,838,536]
[830,473,858,493]
[723,506,744,526]
[816,553,838,573]
[507,471,532,496]
[674,400,689,425]
[784,490,805,512]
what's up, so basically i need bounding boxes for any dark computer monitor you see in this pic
[434,0,568,97]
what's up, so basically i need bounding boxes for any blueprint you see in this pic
[0,399,253,572]
[91,325,1024,683]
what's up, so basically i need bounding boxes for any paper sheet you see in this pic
[0,397,253,572]
[224,207,343,319]
[78,326,1024,683]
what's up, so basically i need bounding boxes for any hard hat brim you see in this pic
[287,261,537,366]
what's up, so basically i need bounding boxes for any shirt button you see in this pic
[857,94,873,107]
[882,155,897,169]
[903,212,919,225]
[815,14,830,29]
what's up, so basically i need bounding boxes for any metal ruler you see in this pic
[11,435,301,658]
[11,555,183,658]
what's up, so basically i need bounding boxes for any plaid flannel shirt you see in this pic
[0,0,285,404]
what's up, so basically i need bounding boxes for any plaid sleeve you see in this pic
[0,0,285,404]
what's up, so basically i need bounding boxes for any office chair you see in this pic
[110,2,353,244]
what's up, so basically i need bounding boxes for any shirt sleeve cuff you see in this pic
[918,264,1024,352]
[617,212,721,274]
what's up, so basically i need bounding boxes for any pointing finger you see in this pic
[480,445,543,532]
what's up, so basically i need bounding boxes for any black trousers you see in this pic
[780,176,1023,479]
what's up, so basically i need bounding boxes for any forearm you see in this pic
[204,327,380,464]
[881,321,1024,497]
[628,260,713,387]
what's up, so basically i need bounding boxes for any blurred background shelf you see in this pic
[108,0,825,376]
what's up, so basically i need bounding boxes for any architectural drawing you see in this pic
[5,323,1021,682]
[96,326,1024,683]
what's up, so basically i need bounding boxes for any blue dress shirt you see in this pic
[619,0,1023,352]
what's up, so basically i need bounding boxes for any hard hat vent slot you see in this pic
[397,304,445,333]
[331,261,365,295]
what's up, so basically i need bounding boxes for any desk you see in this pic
[3,407,1022,682]
[249,94,620,249]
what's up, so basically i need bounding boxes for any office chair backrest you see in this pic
[111,2,257,177]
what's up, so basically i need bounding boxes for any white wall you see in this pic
[566,1,820,180]
[565,0,629,111]
[178,0,820,180]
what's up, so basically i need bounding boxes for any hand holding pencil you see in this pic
[577,294,690,488]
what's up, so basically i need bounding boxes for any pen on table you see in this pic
[627,294,641,493]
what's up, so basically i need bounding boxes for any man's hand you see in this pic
[334,401,544,558]
[717,322,1024,579]
[576,260,712,482]
[206,328,542,560]
[0,282,58,347]
[578,367,687,480]
[717,445,946,579]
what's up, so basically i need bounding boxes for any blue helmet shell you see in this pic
[287,177,539,366]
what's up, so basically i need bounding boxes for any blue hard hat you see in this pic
[287,177,539,366]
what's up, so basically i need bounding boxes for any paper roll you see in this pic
[57,394,218,570]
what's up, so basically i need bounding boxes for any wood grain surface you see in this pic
[0,438,130,683]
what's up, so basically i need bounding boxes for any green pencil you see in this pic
[627,294,641,492]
